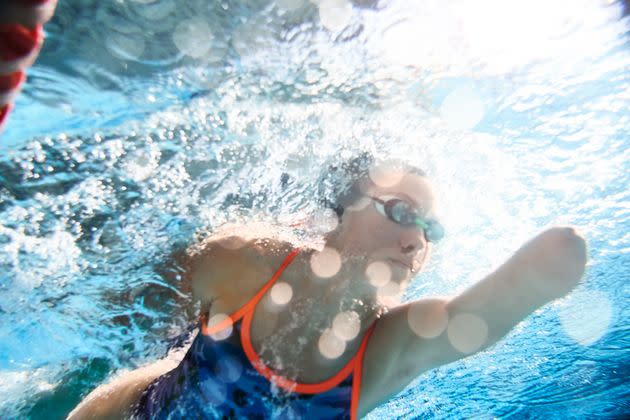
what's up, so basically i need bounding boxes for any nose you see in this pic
[399,229,426,255]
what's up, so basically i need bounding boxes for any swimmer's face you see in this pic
[337,168,437,302]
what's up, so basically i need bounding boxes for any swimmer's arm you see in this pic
[358,227,587,417]
[67,355,183,420]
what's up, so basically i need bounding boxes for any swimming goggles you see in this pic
[370,196,444,242]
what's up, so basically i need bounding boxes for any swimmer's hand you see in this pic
[358,227,587,416]
[0,0,58,130]
[511,227,587,299]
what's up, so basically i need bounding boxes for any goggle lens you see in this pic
[375,197,444,242]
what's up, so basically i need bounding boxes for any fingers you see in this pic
[0,0,57,131]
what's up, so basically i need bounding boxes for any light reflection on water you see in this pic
[1,0,629,418]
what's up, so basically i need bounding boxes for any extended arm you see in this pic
[359,227,587,416]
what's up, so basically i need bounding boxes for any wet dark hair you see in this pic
[318,152,427,218]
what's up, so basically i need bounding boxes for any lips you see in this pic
[389,258,413,271]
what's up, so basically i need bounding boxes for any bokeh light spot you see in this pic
[173,19,214,58]
[200,376,227,405]
[270,282,293,305]
[318,0,353,32]
[131,0,176,20]
[217,235,247,250]
[311,208,339,234]
[332,311,360,341]
[365,261,392,288]
[558,290,613,346]
[368,166,405,188]
[276,0,307,11]
[407,300,448,339]
[318,328,346,359]
[439,85,485,130]
[105,32,146,61]
[310,247,342,278]
[346,196,371,212]
[215,355,243,383]
[207,313,233,341]
[447,313,488,354]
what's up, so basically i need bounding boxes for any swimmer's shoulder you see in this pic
[180,222,310,302]
[184,221,308,271]
[67,347,188,420]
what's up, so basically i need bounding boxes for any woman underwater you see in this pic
[3,3,587,419]
[67,155,587,419]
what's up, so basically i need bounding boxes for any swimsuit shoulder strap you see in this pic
[201,248,301,335]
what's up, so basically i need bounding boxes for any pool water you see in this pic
[1,0,629,418]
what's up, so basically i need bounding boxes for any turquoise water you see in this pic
[1,0,629,418]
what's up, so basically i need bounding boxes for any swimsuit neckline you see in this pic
[199,247,376,395]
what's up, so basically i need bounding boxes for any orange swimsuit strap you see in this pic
[199,248,376,420]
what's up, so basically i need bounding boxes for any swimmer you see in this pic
[68,155,587,419]
[0,0,57,130]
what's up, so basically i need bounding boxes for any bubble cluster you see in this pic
[447,313,488,354]
[310,247,342,278]
[270,282,293,305]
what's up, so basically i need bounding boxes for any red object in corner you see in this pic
[19,0,53,6]
[0,71,26,92]
[0,103,13,130]
[0,24,43,62]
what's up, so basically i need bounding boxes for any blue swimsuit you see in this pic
[133,249,375,419]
